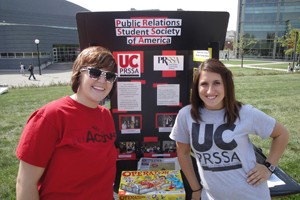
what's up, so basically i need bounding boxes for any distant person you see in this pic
[19,62,25,76]
[28,64,36,80]
[170,59,289,200]
[287,63,292,72]
[224,53,228,60]
[16,46,118,199]
[134,119,140,128]
[122,121,128,129]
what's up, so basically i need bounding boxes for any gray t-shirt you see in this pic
[170,104,276,200]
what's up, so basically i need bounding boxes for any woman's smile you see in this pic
[198,71,225,110]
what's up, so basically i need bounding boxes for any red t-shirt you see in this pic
[16,96,117,200]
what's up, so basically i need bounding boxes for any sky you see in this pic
[67,0,238,31]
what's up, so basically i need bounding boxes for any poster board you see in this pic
[76,10,229,160]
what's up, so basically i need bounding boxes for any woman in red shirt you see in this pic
[16,46,118,200]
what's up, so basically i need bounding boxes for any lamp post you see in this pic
[34,39,41,75]
[227,41,230,61]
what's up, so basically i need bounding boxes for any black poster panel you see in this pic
[110,50,193,155]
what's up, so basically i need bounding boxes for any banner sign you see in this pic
[76,11,229,51]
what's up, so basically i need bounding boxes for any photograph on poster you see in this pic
[118,141,137,160]
[119,114,142,134]
[141,141,162,154]
[162,140,176,153]
[141,140,177,158]
[119,141,137,153]
[156,113,177,132]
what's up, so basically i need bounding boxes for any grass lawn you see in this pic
[0,85,73,199]
[0,66,299,199]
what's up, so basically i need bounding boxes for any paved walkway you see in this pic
[226,63,287,71]
[0,63,73,88]
[0,61,292,89]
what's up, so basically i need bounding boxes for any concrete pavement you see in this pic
[0,63,73,88]
[0,60,290,88]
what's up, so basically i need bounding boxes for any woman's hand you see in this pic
[246,163,272,186]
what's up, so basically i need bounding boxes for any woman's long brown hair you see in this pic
[190,58,242,127]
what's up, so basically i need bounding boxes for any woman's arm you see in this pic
[176,141,202,199]
[16,160,45,200]
[266,122,289,165]
[247,121,289,186]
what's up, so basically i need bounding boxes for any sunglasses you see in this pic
[80,67,118,83]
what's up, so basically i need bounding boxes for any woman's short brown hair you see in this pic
[70,46,117,94]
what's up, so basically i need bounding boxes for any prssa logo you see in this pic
[153,55,184,71]
[114,51,144,78]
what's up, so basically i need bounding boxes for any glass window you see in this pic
[0,53,8,58]
[8,53,15,58]
[24,53,33,57]
[16,53,23,58]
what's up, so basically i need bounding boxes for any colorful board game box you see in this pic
[118,170,185,200]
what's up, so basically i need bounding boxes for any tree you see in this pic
[277,23,300,64]
[235,33,258,67]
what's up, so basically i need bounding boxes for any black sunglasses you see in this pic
[80,67,118,83]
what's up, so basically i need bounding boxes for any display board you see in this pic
[76,10,228,160]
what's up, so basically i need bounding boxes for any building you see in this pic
[236,0,300,59]
[0,0,88,70]
[223,30,236,60]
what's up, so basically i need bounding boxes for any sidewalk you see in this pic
[0,63,73,88]
[0,61,290,88]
